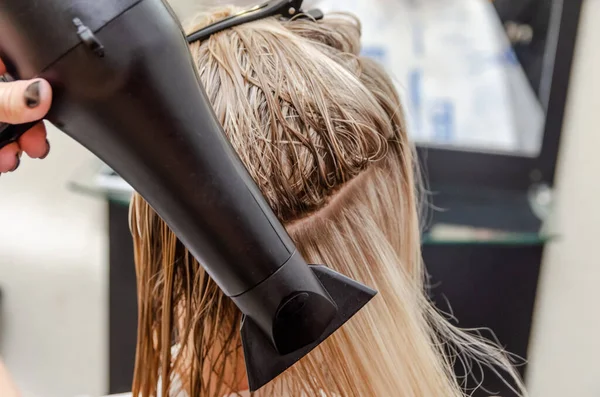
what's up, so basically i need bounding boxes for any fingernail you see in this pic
[24,80,41,108]
[11,155,20,172]
[40,139,51,159]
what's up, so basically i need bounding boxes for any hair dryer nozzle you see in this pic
[239,264,377,391]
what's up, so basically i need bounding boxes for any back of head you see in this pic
[129,7,524,397]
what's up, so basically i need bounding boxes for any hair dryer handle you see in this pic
[0,122,37,150]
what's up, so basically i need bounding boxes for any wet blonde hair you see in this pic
[129,7,524,397]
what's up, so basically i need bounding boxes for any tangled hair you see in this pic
[129,7,525,397]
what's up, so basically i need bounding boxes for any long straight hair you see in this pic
[130,8,524,397]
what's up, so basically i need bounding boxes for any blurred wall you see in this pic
[0,128,108,397]
[168,0,257,23]
[527,0,600,395]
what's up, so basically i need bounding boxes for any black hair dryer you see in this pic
[0,0,376,390]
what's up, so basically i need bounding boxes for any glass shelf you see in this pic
[421,224,555,246]
[69,160,555,247]
[68,159,133,205]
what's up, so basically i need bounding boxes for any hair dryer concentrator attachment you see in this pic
[237,253,376,391]
[0,0,377,390]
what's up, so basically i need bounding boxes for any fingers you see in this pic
[0,78,52,124]
[0,59,53,174]
[18,122,49,159]
[0,142,20,173]
[0,122,51,173]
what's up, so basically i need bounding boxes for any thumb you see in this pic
[0,78,52,124]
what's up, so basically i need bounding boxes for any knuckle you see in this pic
[0,81,22,122]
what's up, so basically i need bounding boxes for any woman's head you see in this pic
[130,7,523,397]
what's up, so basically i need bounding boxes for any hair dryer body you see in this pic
[0,0,376,390]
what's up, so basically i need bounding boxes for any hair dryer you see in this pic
[0,0,376,391]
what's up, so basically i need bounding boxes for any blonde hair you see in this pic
[129,8,524,397]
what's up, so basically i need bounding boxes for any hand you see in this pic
[0,57,52,174]
[0,359,20,397]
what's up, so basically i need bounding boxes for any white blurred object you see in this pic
[167,0,258,21]
[315,0,544,156]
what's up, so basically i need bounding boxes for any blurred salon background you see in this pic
[0,0,597,396]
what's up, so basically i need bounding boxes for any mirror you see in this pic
[315,0,547,158]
